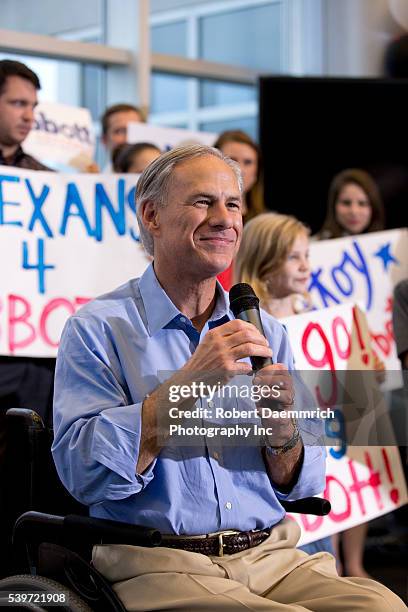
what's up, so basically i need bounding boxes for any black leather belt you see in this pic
[161,528,271,557]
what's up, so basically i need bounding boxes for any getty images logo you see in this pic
[33,112,93,144]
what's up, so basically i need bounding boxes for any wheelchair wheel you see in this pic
[0,575,93,611]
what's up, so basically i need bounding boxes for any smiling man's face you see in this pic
[103,109,143,152]
[0,76,37,151]
[149,155,243,280]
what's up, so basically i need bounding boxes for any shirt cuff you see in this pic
[274,445,326,501]
[91,401,156,495]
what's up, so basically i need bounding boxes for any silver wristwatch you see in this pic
[264,418,301,456]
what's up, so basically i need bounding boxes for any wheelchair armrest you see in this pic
[63,514,162,546]
[280,497,331,515]
[13,511,162,550]
[6,408,45,430]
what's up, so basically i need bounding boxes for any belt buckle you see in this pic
[217,530,240,556]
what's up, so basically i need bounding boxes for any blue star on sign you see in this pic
[373,243,399,271]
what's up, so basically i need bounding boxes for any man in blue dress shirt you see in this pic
[52,145,405,611]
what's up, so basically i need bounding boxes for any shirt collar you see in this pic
[138,263,232,336]
[0,145,24,165]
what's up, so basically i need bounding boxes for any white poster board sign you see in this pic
[0,166,148,357]
[309,229,408,376]
[282,303,408,545]
[23,101,95,169]
[127,122,216,151]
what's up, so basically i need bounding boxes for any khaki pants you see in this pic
[93,519,406,611]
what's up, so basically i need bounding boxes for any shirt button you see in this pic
[213,451,219,460]
[208,400,214,408]
[225,502,232,510]
[180,316,186,323]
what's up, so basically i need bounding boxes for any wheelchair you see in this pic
[0,408,331,611]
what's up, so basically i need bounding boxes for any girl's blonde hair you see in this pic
[234,212,310,303]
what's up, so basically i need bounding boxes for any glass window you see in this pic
[82,64,105,122]
[0,52,105,121]
[200,117,258,141]
[151,21,188,56]
[200,80,256,108]
[151,72,190,113]
[199,3,282,72]
[0,53,81,106]
[0,0,103,38]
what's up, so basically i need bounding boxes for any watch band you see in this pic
[264,418,301,455]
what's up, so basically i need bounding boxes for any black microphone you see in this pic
[229,283,273,371]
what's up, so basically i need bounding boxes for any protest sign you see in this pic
[292,445,407,545]
[23,101,95,170]
[282,303,408,545]
[127,122,216,151]
[309,229,408,375]
[0,166,148,357]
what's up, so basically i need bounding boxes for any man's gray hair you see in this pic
[136,144,243,256]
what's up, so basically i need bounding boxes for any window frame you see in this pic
[0,0,326,138]
[150,0,285,132]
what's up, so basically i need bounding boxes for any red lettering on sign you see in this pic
[8,294,36,353]
[74,297,92,308]
[300,513,323,532]
[381,448,400,505]
[301,322,337,407]
[370,308,394,358]
[3,294,91,353]
[352,306,369,365]
[40,298,76,347]
[332,316,351,360]
[324,475,351,522]
[347,456,383,514]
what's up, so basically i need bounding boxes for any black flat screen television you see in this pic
[259,76,408,233]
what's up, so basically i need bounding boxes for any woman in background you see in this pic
[315,168,387,577]
[215,130,266,289]
[316,168,385,239]
[112,142,161,174]
[214,130,266,223]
